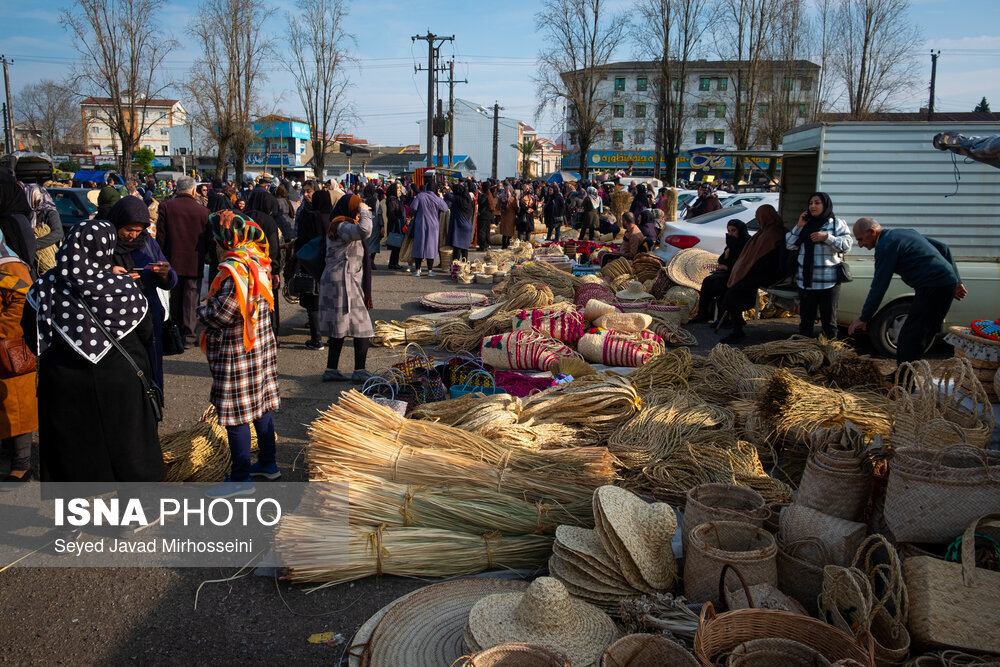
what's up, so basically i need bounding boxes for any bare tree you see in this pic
[286,0,355,182]
[632,0,710,184]
[808,0,842,119]
[14,80,78,155]
[713,0,782,183]
[188,0,274,181]
[59,0,177,178]
[832,0,922,119]
[535,0,629,180]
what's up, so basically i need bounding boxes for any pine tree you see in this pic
[974,97,991,112]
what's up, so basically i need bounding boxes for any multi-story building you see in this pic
[81,94,186,162]
[560,59,820,178]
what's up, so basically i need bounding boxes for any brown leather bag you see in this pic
[0,338,36,378]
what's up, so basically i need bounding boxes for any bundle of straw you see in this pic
[619,592,700,640]
[409,393,522,431]
[628,440,793,506]
[519,376,642,436]
[757,369,891,438]
[615,348,692,394]
[373,318,445,348]
[505,263,583,298]
[160,406,259,482]
[316,466,593,535]
[437,283,559,352]
[708,344,777,400]
[608,189,633,223]
[824,351,890,391]
[308,391,618,503]
[743,335,846,372]
[277,520,553,587]
[607,395,731,468]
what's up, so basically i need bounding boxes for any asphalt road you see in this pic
[0,260,944,665]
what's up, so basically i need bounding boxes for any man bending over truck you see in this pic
[847,217,967,366]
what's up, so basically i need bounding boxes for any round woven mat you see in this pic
[666,248,718,290]
[348,587,425,667]
[419,291,490,311]
[366,578,529,667]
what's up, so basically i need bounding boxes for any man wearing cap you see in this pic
[685,183,722,219]
[848,217,967,365]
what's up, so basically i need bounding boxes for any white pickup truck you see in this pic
[777,121,1000,356]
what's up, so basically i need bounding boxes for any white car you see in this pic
[654,203,772,262]
[722,192,779,209]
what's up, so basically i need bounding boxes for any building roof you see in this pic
[81,96,180,107]
[562,58,820,78]
[816,111,1000,123]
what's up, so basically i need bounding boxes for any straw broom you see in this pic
[311,466,593,535]
[308,391,618,503]
[277,520,553,588]
[757,369,891,437]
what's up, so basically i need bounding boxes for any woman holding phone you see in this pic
[108,197,178,391]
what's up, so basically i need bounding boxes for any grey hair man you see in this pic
[848,217,966,367]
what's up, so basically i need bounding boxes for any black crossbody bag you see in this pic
[78,299,164,422]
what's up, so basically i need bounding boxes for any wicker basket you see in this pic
[726,637,833,666]
[779,503,866,567]
[682,484,768,556]
[694,603,874,667]
[601,633,699,667]
[458,642,571,666]
[776,536,830,616]
[684,521,777,606]
[796,455,872,522]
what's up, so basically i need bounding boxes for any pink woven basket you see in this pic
[480,331,579,372]
[511,308,586,345]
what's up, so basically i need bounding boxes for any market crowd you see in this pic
[0,167,965,495]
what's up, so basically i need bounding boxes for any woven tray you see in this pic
[418,291,490,311]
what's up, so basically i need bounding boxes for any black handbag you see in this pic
[292,272,318,295]
[385,231,405,248]
[78,299,164,422]
[162,320,185,356]
[836,260,854,283]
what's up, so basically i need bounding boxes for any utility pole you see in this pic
[445,60,467,168]
[2,56,14,154]
[412,32,453,169]
[928,51,940,122]
[491,102,504,180]
[436,98,445,168]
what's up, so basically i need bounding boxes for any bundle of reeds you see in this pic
[615,348,692,393]
[312,466,593,535]
[160,406,259,482]
[308,391,618,503]
[628,440,793,505]
[757,369,891,438]
[276,519,553,588]
[504,263,583,298]
[519,376,642,436]
[607,395,731,468]
[436,283,560,352]
[373,318,444,348]
[409,392,522,431]
[608,189,633,223]
[743,335,847,372]
[824,351,890,391]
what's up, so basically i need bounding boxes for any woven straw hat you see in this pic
[584,299,620,322]
[593,485,678,591]
[458,642,571,666]
[363,578,529,667]
[554,526,624,581]
[548,554,639,598]
[615,280,654,302]
[664,286,699,322]
[466,576,618,667]
[666,248,718,290]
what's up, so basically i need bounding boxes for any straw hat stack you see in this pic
[548,485,678,613]
[465,577,618,667]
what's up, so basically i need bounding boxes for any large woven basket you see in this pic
[601,633,699,667]
[796,455,872,522]
[682,484,767,556]
[903,513,1000,654]
[882,446,1000,544]
[726,637,833,666]
[694,603,875,667]
[776,536,831,616]
[684,521,777,606]
[779,503,866,567]
[458,642,571,666]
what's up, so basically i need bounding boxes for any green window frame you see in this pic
[673,78,682,91]
[699,77,710,91]
[612,129,624,143]
[613,104,624,118]
[636,77,648,91]
[715,104,726,118]
[696,130,707,144]
[614,77,625,91]
[782,76,793,91]
[634,129,645,144]
[798,103,808,117]
[635,103,647,118]
[713,130,725,144]
[758,103,770,115]
[717,77,728,91]
[697,104,709,118]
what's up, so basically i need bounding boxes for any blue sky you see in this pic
[4,0,1000,146]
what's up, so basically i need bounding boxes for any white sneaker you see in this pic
[413,269,422,277]
[426,270,436,277]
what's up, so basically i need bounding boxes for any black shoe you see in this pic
[388,264,404,271]
[3,470,32,483]
[304,339,327,351]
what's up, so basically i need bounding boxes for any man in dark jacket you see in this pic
[685,183,722,219]
[157,176,209,346]
[848,218,967,365]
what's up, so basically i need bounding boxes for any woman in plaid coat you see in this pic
[198,211,280,494]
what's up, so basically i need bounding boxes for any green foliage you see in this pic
[974,97,991,113]
[58,160,80,172]
[95,163,118,170]
[133,147,156,174]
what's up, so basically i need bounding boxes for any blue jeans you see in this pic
[225,411,276,482]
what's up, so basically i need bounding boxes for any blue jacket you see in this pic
[860,228,960,322]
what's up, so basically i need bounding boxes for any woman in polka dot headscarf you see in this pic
[22,219,165,482]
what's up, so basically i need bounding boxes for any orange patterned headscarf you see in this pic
[206,210,273,351]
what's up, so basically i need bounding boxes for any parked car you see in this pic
[722,192,779,209]
[655,202,775,262]
[50,187,98,233]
